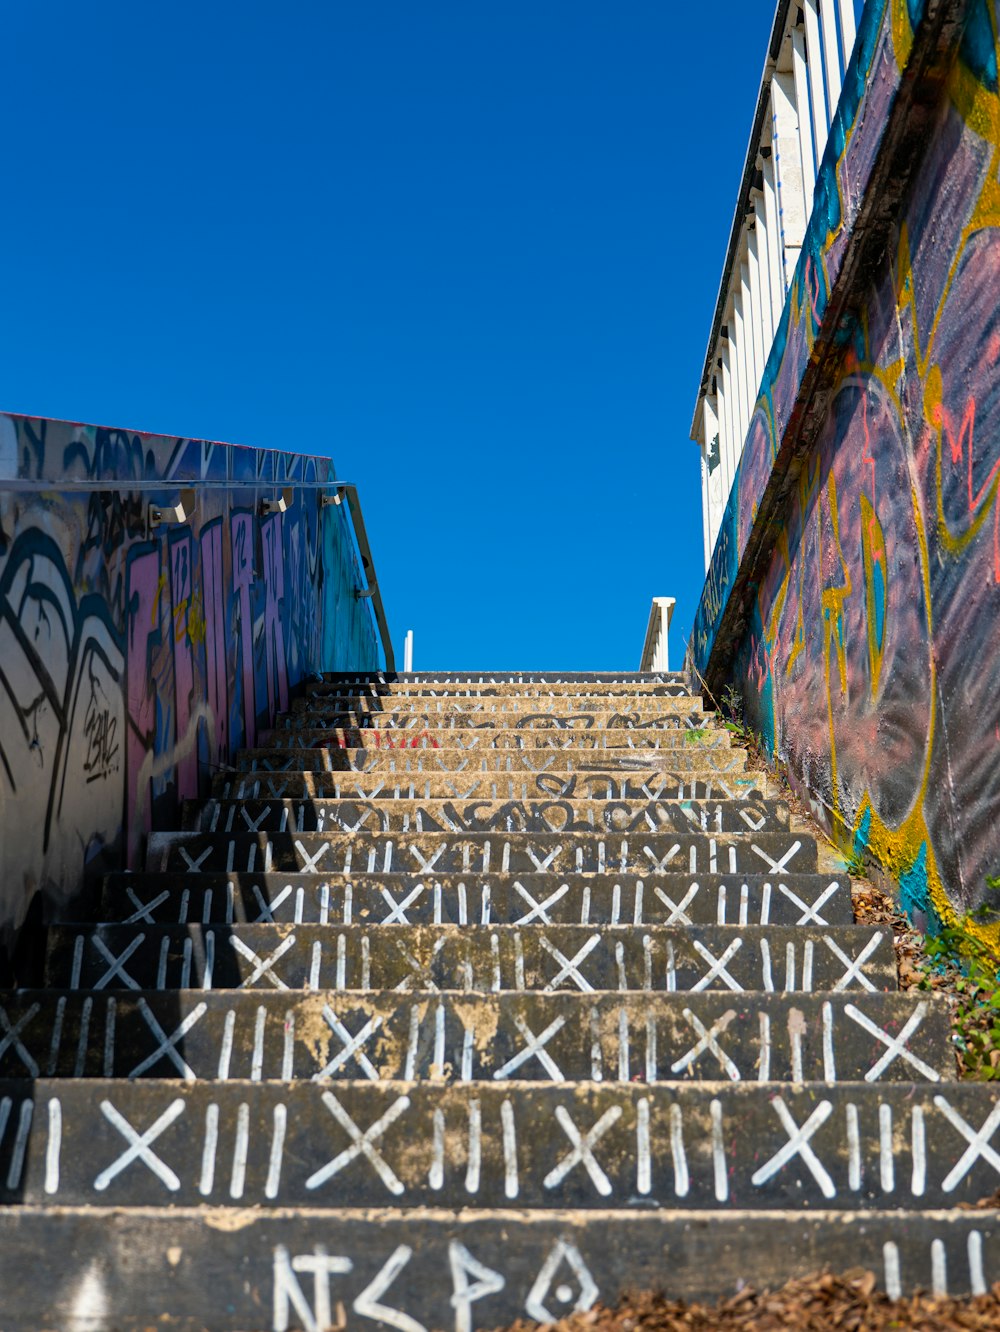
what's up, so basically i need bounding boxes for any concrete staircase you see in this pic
[0,672,997,1329]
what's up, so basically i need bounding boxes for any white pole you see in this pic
[403,630,413,673]
[838,0,857,69]
[761,153,786,315]
[819,0,845,122]
[791,25,817,218]
[803,0,830,166]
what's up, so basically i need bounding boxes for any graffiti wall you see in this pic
[693,0,1000,933]
[0,414,379,961]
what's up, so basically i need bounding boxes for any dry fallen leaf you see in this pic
[485,1271,1000,1332]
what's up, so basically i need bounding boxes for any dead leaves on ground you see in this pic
[493,1271,1000,1332]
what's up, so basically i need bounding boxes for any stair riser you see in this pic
[0,1082,995,1210]
[235,748,749,775]
[294,696,707,716]
[213,771,768,801]
[186,798,791,837]
[145,831,818,877]
[0,1208,995,1330]
[320,672,685,684]
[309,680,690,696]
[266,727,729,751]
[44,925,896,994]
[282,715,714,734]
[97,872,853,928]
[0,992,949,1084]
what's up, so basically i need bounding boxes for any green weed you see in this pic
[917,904,1000,1080]
[841,846,868,879]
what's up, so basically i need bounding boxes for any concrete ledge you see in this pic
[0,1205,995,1327]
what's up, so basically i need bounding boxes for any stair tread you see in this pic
[8,665,973,1320]
[145,828,819,876]
[95,870,853,927]
[0,1080,993,1211]
[212,771,769,800]
[234,748,753,774]
[0,989,949,1083]
[44,922,896,993]
[184,796,792,836]
[293,695,707,713]
[0,1205,993,1328]
[263,727,733,751]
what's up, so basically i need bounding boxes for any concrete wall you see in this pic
[0,413,378,962]
[691,0,1000,934]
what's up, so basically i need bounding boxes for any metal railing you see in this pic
[690,0,861,568]
[2,474,395,671]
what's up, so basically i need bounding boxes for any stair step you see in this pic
[235,745,749,774]
[319,671,685,684]
[0,990,948,1083]
[0,1205,994,1328]
[294,695,707,716]
[183,797,792,837]
[213,768,767,801]
[266,725,727,750]
[307,678,694,697]
[13,658,976,1329]
[44,924,896,993]
[97,871,853,927]
[1,1081,995,1209]
[281,713,712,733]
[145,830,818,876]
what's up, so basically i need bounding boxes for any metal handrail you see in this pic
[1,473,395,672]
[327,483,395,672]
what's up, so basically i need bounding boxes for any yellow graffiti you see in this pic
[150,571,168,627]
[859,494,886,696]
[890,0,915,71]
[186,588,207,647]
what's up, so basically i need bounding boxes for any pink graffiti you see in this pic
[231,512,256,748]
[125,546,162,867]
[934,393,1000,582]
[200,521,228,766]
[261,514,289,717]
[169,536,197,799]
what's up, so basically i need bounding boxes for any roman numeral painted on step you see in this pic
[305,1092,410,1196]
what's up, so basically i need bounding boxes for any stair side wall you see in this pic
[0,414,379,960]
[692,0,1000,931]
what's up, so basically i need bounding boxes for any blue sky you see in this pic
[1,1,776,671]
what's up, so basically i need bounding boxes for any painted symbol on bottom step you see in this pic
[272,1238,594,1332]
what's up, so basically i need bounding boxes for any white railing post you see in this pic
[732,288,748,446]
[740,259,756,423]
[761,151,787,314]
[772,71,808,286]
[403,630,413,673]
[803,0,831,165]
[746,238,765,396]
[791,24,817,218]
[750,191,775,344]
[700,393,720,569]
[719,338,735,511]
[838,0,857,68]
[700,439,712,569]
[819,0,845,121]
[639,597,676,672]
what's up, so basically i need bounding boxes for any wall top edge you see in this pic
[0,410,337,486]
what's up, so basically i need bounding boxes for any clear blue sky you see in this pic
[2,1,775,671]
